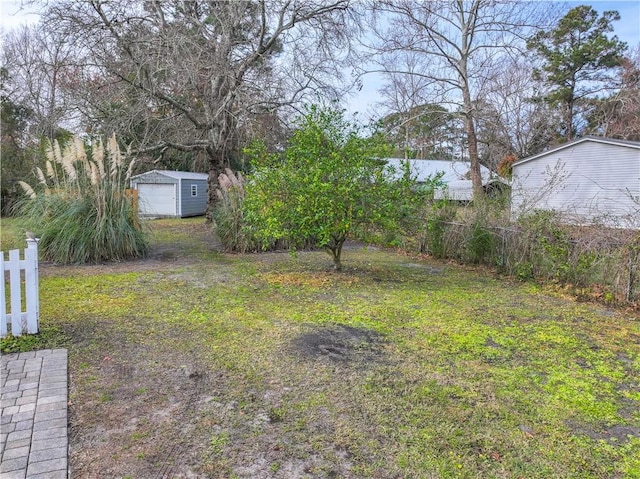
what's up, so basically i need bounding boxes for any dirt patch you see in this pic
[66,316,229,478]
[568,421,640,445]
[292,324,385,364]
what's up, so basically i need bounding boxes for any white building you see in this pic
[510,137,640,229]
[385,158,503,201]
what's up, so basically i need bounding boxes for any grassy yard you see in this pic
[0,217,26,251]
[2,217,639,478]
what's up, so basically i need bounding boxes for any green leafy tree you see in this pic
[47,0,351,219]
[380,104,458,160]
[527,5,627,140]
[1,76,33,215]
[244,106,414,271]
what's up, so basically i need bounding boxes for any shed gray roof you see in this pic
[513,136,640,167]
[130,170,209,181]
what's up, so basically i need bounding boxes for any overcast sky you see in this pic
[0,1,40,31]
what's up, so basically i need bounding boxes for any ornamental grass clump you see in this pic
[213,168,294,253]
[213,168,254,252]
[18,134,148,264]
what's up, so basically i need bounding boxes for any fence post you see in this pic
[0,254,5,338]
[25,237,40,334]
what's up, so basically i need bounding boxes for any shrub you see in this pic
[18,134,148,264]
[421,202,456,258]
[243,106,408,271]
[517,210,573,281]
[466,221,494,263]
[213,169,258,252]
[213,168,292,253]
[412,202,639,306]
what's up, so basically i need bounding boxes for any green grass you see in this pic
[1,217,639,477]
[0,217,27,251]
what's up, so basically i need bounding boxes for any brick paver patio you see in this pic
[1,349,68,479]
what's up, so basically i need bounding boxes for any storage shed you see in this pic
[130,170,209,217]
[510,137,640,229]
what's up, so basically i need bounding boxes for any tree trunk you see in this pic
[205,148,224,224]
[462,86,484,199]
[332,251,342,272]
[205,109,234,223]
[565,100,574,141]
[327,237,345,272]
[565,80,577,141]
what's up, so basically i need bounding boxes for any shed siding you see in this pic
[511,141,640,228]
[179,179,208,217]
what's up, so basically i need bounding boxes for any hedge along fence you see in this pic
[421,215,640,305]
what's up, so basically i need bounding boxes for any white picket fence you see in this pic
[1,238,40,337]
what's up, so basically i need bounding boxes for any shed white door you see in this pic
[137,183,177,216]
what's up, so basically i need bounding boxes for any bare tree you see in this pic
[45,0,352,219]
[2,23,77,141]
[364,0,550,198]
[376,52,461,160]
[586,46,640,141]
[475,56,562,167]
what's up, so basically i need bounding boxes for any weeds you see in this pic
[208,432,229,457]
[0,326,67,354]
[416,201,640,305]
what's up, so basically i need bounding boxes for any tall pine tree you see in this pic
[527,6,627,140]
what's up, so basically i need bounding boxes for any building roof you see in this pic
[130,170,209,181]
[513,136,640,167]
[385,158,494,183]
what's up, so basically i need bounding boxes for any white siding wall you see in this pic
[511,141,640,228]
